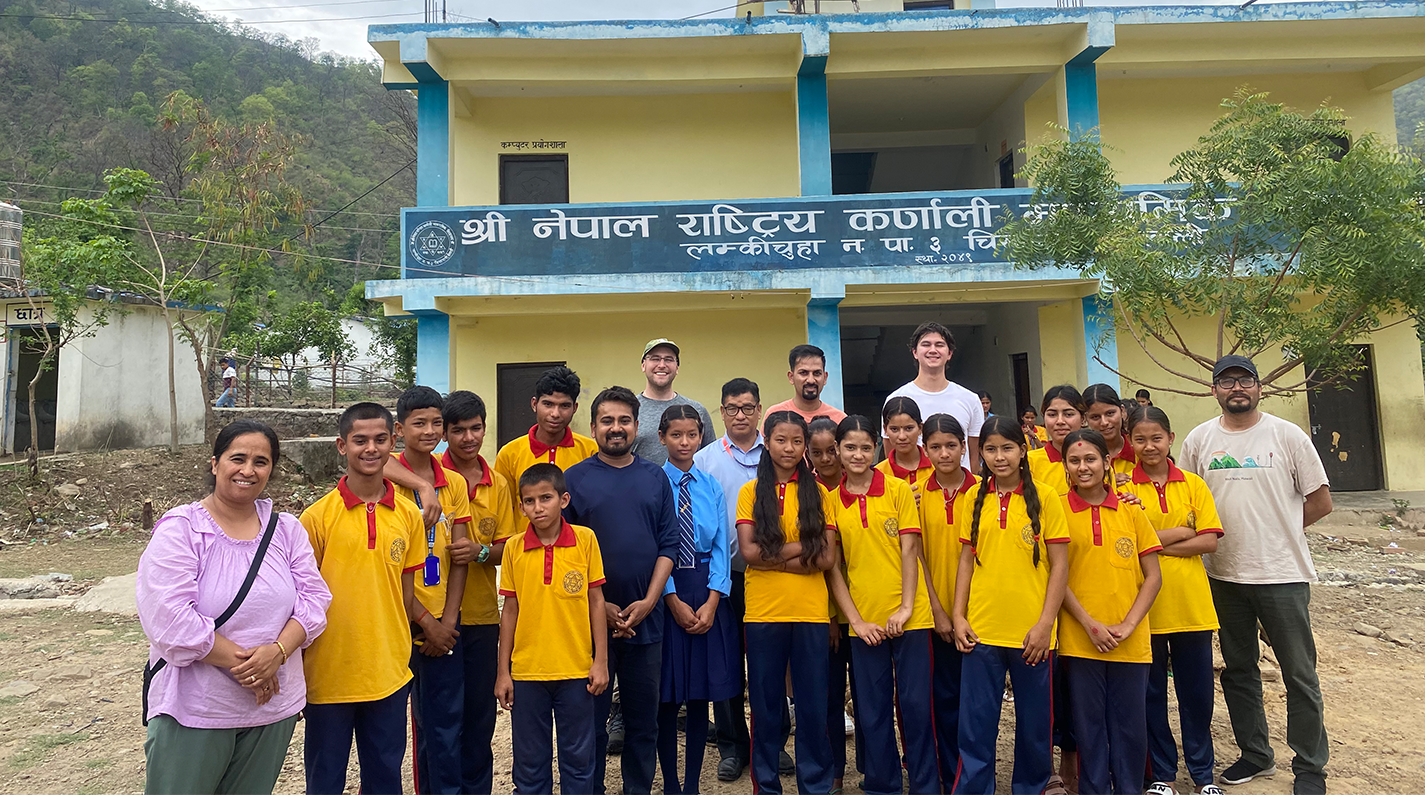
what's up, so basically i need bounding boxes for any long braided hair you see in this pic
[968,415,1045,567]
[751,411,828,568]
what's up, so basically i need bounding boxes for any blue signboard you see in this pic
[402,187,1229,279]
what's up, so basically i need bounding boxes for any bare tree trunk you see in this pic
[27,362,44,475]
[161,304,179,453]
[331,358,337,408]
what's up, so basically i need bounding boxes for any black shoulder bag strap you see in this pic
[142,508,281,726]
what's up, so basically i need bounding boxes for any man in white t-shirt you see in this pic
[1178,355,1333,795]
[883,322,983,469]
[214,357,237,408]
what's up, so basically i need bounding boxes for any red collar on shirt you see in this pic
[1130,462,1186,485]
[839,469,887,507]
[441,451,494,490]
[337,477,396,509]
[1115,445,1137,465]
[924,468,978,496]
[523,520,578,550]
[1066,489,1120,512]
[988,478,1024,496]
[528,425,575,457]
[887,448,932,478]
[397,451,449,489]
[1044,443,1063,463]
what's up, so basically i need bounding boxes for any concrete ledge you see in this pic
[211,407,346,440]
[0,597,77,612]
[284,437,345,484]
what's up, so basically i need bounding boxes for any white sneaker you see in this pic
[1199,786,1226,795]
[843,711,855,736]
[1146,784,1177,795]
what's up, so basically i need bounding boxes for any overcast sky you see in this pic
[186,0,1311,60]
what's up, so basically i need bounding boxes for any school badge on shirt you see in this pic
[479,516,497,541]
[1020,523,1036,546]
[1115,536,1134,558]
[390,537,407,563]
[883,517,899,538]
[563,570,585,594]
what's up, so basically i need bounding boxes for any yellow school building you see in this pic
[365,1,1425,490]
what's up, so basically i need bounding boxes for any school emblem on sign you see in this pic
[1115,537,1135,558]
[479,516,498,539]
[882,518,899,538]
[563,570,584,594]
[409,219,457,269]
[390,537,407,563]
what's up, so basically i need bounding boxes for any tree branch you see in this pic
[1091,355,1212,397]
[1114,303,1216,387]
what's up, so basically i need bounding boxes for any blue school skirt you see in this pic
[659,557,740,704]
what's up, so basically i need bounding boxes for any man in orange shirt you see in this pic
[766,344,847,425]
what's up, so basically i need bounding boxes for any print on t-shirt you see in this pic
[1207,449,1275,470]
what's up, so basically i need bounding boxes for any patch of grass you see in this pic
[8,732,90,770]
[0,632,15,641]
[83,758,112,770]
[75,784,100,795]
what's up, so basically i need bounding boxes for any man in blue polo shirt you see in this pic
[565,385,678,795]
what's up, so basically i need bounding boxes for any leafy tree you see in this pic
[1000,89,1425,396]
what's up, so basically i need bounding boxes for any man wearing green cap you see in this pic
[630,339,715,466]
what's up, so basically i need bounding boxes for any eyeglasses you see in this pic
[1215,376,1258,389]
[721,404,759,417]
[644,355,678,365]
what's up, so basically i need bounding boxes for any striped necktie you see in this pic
[677,472,697,569]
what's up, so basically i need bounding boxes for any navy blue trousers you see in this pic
[931,634,963,793]
[850,629,938,795]
[1065,657,1149,795]
[511,679,596,795]
[411,639,465,794]
[592,638,661,794]
[1147,631,1216,787]
[746,621,831,795]
[953,645,1053,795]
[460,623,500,794]
[304,684,410,795]
[828,622,864,780]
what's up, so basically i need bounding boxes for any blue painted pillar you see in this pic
[1082,295,1119,389]
[796,56,832,196]
[415,312,451,394]
[1063,63,1100,141]
[808,296,844,411]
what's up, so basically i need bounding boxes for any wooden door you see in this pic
[496,361,566,449]
[1306,345,1383,491]
[1011,352,1032,416]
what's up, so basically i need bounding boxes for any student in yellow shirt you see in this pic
[1026,385,1086,498]
[736,411,838,795]
[919,413,976,790]
[877,396,934,492]
[1020,406,1048,450]
[1059,428,1163,795]
[950,416,1069,795]
[826,415,938,795]
[439,390,517,795]
[1127,407,1226,795]
[1083,383,1138,486]
[300,403,427,795]
[809,416,843,492]
[493,366,597,520]
[495,463,609,795]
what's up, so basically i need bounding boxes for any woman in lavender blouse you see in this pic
[138,420,332,795]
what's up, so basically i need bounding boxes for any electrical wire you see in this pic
[0,11,424,25]
[681,0,765,20]
[282,159,414,244]
[7,196,397,234]
[0,180,400,218]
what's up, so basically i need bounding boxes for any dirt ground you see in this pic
[0,445,1422,793]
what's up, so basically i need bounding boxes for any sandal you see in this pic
[1044,774,1069,795]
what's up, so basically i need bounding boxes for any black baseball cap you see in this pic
[1212,354,1259,380]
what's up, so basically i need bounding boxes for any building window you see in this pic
[998,153,1016,189]
[904,1,956,10]
[832,152,877,195]
[499,155,569,205]
[496,361,566,448]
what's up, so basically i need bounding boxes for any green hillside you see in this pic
[1399,76,1425,150]
[0,0,414,300]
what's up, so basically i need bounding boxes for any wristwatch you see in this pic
[476,544,491,564]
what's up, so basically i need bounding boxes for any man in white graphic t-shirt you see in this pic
[883,322,984,470]
[1178,354,1333,795]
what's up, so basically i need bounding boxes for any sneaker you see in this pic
[844,711,855,736]
[1146,784,1177,795]
[779,750,795,775]
[1199,786,1226,795]
[606,703,625,755]
[1293,772,1326,795]
[1221,759,1277,785]
[717,756,746,782]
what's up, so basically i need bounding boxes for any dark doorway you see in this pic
[831,152,877,195]
[1306,345,1383,491]
[499,155,569,205]
[497,361,566,449]
[11,329,59,452]
[1011,352,1032,416]
[998,154,1016,189]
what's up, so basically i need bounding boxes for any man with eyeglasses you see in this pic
[630,339,715,466]
[693,379,795,782]
[1178,355,1333,795]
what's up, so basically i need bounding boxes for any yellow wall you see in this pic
[451,301,808,442]
[1038,300,1086,390]
[450,91,800,206]
[1097,72,1397,184]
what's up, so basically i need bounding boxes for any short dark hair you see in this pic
[1135,389,1151,400]
[909,321,955,352]
[396,385,443,423]
[208,419,280,492]
[442,390,487,426]
[534,366,581,402]
[788,344,826,371]
[519,462,567,497]
[976,390,991,401]
[720,377,760,404]
[590,385,640,421]
[339,402,393,437]
[659,404,704,436]
[808,415,839,438]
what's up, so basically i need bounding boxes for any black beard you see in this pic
[1223,398,1254,414]
[800,385,820,400]
[600,437,631,456]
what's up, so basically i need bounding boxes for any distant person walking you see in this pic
[884,322,984,470]
[138,420,331,795]
[215,358,238,408]
[630,339,715,466]
[1178,355,1333,795]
